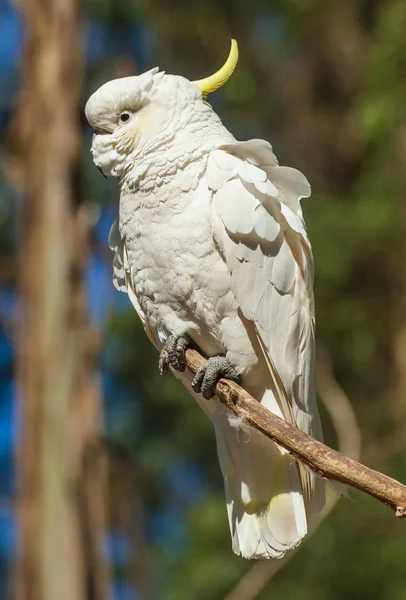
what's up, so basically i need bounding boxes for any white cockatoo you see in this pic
[85,40,325,559]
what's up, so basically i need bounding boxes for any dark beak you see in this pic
[97,165,107,179]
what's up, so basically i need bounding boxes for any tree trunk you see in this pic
[14,1,110,599]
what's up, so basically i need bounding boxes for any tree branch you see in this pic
[184,348,406,518]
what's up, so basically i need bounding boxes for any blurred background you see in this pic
[0,0,406,598]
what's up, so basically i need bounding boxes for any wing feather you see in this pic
[109,218,158,347]
[208,141,324,511]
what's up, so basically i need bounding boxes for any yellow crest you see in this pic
[194,39,239,98]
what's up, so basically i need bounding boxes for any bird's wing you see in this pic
[207,139,323,504]
[109,218,157,347]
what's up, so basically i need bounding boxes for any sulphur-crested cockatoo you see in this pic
[85,40,325,559]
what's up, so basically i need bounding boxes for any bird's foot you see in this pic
[159,334,190,375]
[191,356,241,400]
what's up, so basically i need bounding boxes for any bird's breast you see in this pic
[119,180,236,352]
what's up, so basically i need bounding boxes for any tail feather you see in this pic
[213,407,308,559]
[176,370,324,559]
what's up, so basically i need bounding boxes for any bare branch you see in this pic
[184,348,406,518]
[316,345,362,460]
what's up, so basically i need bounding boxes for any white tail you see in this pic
[212,407,308,559]
[177,372,324,559]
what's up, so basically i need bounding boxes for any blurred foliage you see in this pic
[3,0,406,597]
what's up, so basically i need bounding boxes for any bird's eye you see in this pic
[119,111,132,124]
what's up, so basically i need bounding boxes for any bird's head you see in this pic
[85,40,238,179]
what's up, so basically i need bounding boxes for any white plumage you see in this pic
[85,58,325,559]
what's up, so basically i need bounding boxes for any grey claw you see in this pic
[159,334,190,375]
[191,356,240,400]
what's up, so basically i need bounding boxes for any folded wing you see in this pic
[208,139,324,513]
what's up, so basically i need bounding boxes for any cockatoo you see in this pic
[85,40,325,559]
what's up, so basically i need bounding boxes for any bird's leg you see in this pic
[158,334,191,375]
[191,356,241,400]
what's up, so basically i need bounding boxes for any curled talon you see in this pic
[158,334,190,375]
[191,355,241,400]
